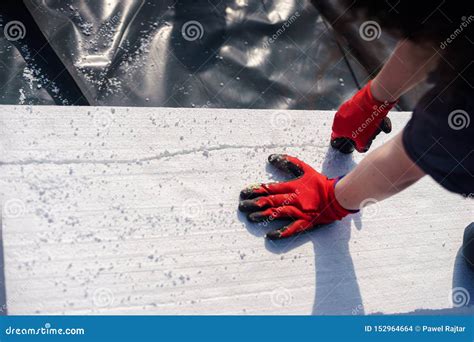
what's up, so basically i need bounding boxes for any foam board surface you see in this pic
[0,106,472,315]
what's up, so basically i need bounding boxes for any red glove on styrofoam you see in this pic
[331,80,397,153]
[239,154,356,240]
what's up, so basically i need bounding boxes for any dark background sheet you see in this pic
[0,0,428,109]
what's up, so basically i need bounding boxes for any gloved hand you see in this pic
[239,154,356,240]
[331,80,397,154]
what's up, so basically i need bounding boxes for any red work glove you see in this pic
[331,80,397,153]
[239,154,357,240]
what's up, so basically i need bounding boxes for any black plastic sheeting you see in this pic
[0,0,424,109]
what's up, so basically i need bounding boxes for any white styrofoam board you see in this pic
[0,105,472,315]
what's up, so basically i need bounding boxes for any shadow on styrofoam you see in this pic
[239,147,364,315]
[446,248,474,313]
[238,147,474,316]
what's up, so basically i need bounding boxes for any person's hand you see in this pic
[331,80,397,153]
[239,154,355,240]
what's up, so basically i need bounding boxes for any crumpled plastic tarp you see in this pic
[0,0,425,109]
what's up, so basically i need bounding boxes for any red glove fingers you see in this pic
[240,155,311,200]
[246,206,313,223]
[238,194,301,212]
[276,220,311,239]
[239,154,356,240]
[239,181,300,199]
[331,80,397,153]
